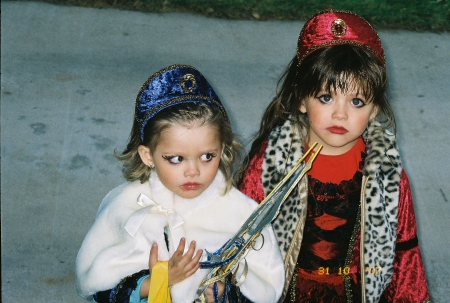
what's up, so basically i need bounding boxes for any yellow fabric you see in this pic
[148,261,172,303]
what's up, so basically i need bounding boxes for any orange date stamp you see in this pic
[317,266,382,275]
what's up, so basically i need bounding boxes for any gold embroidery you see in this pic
[136,95,228,125]
[344,202,361,303]
[288,264,299,302]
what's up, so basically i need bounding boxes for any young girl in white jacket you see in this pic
[76,64,285,303]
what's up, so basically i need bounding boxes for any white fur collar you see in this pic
[77,169,285,303]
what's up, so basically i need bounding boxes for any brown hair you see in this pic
[236,44,395,185]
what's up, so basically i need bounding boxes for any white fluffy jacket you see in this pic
[76,171,285,303]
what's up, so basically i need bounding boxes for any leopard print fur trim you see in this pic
[262,118,305,257]
[262,117,402,303]
[360,120,401,303]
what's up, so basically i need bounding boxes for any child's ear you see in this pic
[138,145,154,167]
[299,101,307,113]
[369,106,379,120]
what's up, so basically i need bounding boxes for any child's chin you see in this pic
[178,190,203,200]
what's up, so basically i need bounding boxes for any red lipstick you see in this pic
[181,182,201,190]
[327,126,348,134]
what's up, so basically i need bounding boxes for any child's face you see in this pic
[300,86,377,155]
[140,122,223,199]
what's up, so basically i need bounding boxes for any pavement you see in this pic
[1,1,449,302]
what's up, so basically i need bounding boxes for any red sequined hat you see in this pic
[297,10,385,68]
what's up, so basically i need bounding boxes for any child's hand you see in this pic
[205,282,225,303]
[148,238,203,286]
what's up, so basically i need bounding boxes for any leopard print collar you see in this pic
[262,116,402,303]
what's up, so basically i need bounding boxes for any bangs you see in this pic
[297,45,386,104]
[315,70,377,102]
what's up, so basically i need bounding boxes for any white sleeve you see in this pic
[238,224,285,303]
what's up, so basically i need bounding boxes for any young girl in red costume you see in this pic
[237,10,431,303]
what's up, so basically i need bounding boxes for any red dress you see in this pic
[240,138,430,302]
[289,138,365,302]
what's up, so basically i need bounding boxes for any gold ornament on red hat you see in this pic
[331,19,347,37]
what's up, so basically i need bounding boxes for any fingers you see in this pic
[205,282,225,303]
[184,248,202,276]
[168,238,203,286]
[169,237,185,267]
[181,240,202,273]
[184,239,199,260]
[206,283,215,302]
[170,238,199,265]
[175,237,186,255]
[148,242,158,270]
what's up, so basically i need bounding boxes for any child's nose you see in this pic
[332,104,348,120]
[184,161,200,177]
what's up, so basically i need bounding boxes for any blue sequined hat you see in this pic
[135,64,228,141]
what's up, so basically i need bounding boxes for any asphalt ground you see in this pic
[2,1,450,302]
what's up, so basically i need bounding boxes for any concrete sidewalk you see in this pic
[1,1,449,302]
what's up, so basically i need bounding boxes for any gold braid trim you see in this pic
[344,202,362,303]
